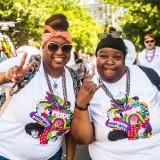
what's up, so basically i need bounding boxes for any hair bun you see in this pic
[45,13,69,31]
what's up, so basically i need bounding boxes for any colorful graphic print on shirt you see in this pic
[25,91,73,144]
[105,96,152,140]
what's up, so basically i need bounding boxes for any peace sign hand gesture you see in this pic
[5,52,36,83]
[76,71,102,108]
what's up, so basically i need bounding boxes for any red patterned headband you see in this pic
[42,25,72,48]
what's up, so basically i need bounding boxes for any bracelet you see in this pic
[75,102,89,111]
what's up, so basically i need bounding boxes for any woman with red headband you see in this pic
[0,14,80,160]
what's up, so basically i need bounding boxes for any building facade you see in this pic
[79,0,123,29]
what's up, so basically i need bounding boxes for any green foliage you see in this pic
[101,0,160,51]
[0,0,101,53]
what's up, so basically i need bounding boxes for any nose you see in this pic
[56,47,63,54]
[106,57,115,65]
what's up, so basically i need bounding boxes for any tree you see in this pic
[0,0,101,53]
[101,0,160,51]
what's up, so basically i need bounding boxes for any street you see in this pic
[62,140,92,160]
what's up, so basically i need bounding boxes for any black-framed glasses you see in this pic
[47,42,72,53]
[98,31,122,40]
[145,40,155,43]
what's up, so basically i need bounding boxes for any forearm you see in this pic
[65,132,76,160]
[71,108,94,145]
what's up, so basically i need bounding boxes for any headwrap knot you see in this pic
[42,25,72,48]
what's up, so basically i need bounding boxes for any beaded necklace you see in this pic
[99,67,130,110]
[145,48,156,62]
[43,62,68,110]
[52,78,58,89]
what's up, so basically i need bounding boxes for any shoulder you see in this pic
[65,66,81,82]
[130,65,160,90]
[155,46,160,51]
[128,65,149,79]
[129,65,155,75]
[65,66,77,75]
[128,65,140,71]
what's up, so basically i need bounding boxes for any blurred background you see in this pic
[1,0,160,59]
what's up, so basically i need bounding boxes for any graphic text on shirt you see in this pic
[105,96,152,141]
[25,91,73,144]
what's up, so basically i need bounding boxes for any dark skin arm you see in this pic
[71,71,102,144]
[65,132,76,160]
[0,52,36,85]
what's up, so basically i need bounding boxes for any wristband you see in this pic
[75,102,89,111]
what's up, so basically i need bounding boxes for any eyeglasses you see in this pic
[145,40,155,43]
[47,42,72,53]
[98,31,122,40]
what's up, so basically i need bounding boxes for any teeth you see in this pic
[54,58,63,62]
[106,69,114,70]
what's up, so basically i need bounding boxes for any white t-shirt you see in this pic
[88,65,160,160]
[0,55,76,160]
[138,46,160,69]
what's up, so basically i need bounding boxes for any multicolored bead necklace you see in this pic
[100,67,130,110]
[145,48,156,62]
[43,62,68,110]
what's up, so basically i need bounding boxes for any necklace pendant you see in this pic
[53,83,58,89]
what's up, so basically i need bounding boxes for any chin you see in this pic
[52,62,65,68]
[102,76,116,83]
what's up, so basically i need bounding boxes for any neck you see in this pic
[146,47,155,52]
[43,62,64,78]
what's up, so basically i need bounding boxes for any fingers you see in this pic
[21,60,36,74]
[18,52,28,69]
[5,54,36,83]
[83,70,89,84]
[76,79,102,107]
[5,66,22,83]
[84,81,102,94]
[96,83,103,91]
[8,66,18,78]
[88,83,102,95]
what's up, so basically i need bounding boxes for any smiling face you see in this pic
[97,48,126,83]
[43,36,71,77]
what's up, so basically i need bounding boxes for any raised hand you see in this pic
[136,53,141,66]
[76,70,102,108]
[5,52,36,83]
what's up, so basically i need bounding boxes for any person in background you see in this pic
[0,13,79,160]
[135,34,160,69]
[76,58,86,82]
[84,54,95,80]
[71,33,160,160]
[67,50,86,82]
[16,46,41,57]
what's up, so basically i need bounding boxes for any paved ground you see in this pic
[62,140,92,160]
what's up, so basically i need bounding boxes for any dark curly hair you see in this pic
[44,13,69,33]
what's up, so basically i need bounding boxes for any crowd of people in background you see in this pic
[67,50,96,82]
